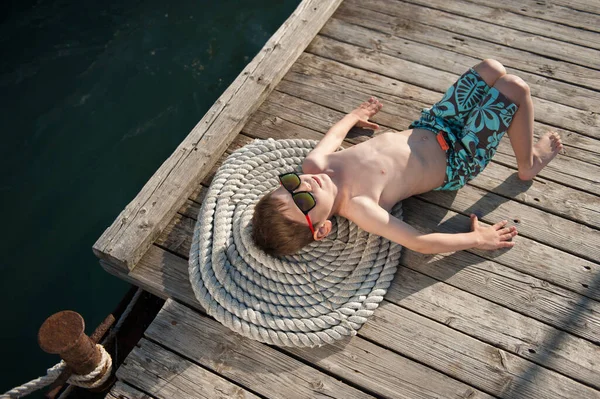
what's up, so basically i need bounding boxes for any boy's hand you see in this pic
[351,97,382,130]
[470,214,518,250]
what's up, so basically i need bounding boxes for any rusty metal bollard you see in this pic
[38,310,115,397]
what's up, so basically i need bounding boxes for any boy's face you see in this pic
[271,173,335,231]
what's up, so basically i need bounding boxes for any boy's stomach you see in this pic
[379,129,448,203]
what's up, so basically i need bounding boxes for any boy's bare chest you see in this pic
[330,131,446,209]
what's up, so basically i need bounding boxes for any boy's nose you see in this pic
[294,177,312,192]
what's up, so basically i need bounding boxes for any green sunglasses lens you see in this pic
[293,192,316,213]
[280,173,300,191]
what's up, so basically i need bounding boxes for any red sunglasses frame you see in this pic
[278,173,316,236]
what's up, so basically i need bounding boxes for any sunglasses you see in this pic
[278,172,316,235]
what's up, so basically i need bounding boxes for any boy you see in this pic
[252,59,563,256]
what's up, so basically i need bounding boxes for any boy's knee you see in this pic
[474,59,506,86]
[494,74,530,105]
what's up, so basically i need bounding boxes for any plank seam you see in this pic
[252,94,600,231]
[355,313,502,399]
[142,335,270,399]
[398,0,600,51]
[414,193,600,266]
[391,265,600,389]
[326,9,600,93]
[112,380,159,399]
[348,0,600,72]
[459,0,600,34]
[289,52,600,157]
[304,35,600,145]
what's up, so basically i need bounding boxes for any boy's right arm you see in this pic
[350,197,517,254]
[303,98,382,173]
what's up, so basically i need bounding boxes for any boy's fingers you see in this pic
[470,214,478,230]
[493,220,508,229]
[499,241,516,248]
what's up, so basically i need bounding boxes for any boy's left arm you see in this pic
[350,198,517,254]
[303,97,381,173]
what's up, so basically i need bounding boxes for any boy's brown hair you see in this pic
[251,190,315,256]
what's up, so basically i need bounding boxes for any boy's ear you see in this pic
[313,220,332,241]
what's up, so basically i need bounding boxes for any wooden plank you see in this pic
[424,185,600,263]
[544,0,600,15]
[361,302,600,399]
[332,0,600,92]
[344,0,600,71]
[276,50,600,194]
[156,300,599,399]
[309,33,600,141]
[291,53,600,163]
[117,339,261,399]
[323,13,600,113]
[106,381,154,399]
[388,266,600,389]
[464,0,600,34]
[105,217,600,391]
[242,100,600,301]
[148,184,600,376]
[260,89,600,228]
[104,251,495,398]
[400,198,600,344]
[402,0,600,50]
[92,0,344,271]
[104,177,600,387]
[284,336,495,399]
[269,67,600,224]
[147,300,375,399]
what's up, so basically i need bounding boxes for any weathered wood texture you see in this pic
[106,381,154,399]
[105,126,600,391]
[404,0,600,50]
[105,0,600,397]
[116,340,261,399]
[93,0,343,271]
[325,11,600,113]
[345,0,600,71]
[143,301,375,399]
[471,0,600,33]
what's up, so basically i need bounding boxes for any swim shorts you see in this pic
[410,68,518,191]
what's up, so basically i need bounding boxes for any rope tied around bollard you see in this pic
[1,288,143,399]
[1,344,113,399]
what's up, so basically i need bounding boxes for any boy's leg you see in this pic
[493,75,563,180]
[472,59,506,88]
[418,59,506,128]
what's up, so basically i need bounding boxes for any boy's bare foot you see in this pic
[518,132,563,180]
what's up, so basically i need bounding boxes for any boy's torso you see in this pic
[328,129,447,213]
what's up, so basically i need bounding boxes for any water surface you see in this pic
[0,0,300,394]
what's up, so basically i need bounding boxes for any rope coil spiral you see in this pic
[189,138,403,347]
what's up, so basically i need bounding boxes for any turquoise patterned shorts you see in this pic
[410,68,518,191]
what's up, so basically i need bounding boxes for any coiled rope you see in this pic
[1,288,143,399]
[189,138,403,347]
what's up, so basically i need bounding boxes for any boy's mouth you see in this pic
[313,176,322,188]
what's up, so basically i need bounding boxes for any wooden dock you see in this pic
[96,0,600,397]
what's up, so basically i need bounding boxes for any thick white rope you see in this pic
[189,138,403,347]
[1,345,111,398]
[1,287,143,399]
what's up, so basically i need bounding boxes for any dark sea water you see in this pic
[0,0,300,395]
